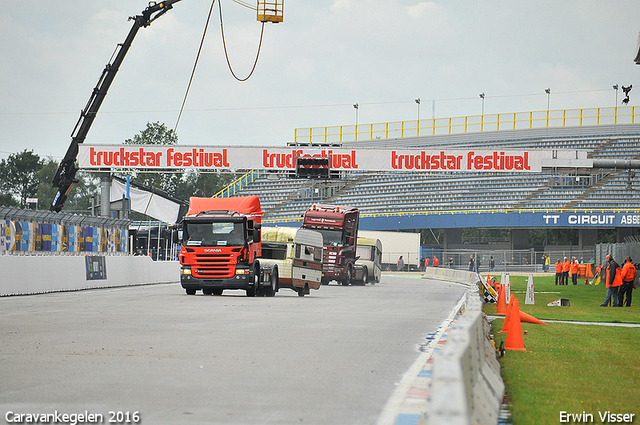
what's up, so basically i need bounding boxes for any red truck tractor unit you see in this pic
[302,204,366,285]
[177,196,279,297]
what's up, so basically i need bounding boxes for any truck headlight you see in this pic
[180,267,192,276]
[236,268,250,275]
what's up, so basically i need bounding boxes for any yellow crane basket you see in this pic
[257,0,284,23]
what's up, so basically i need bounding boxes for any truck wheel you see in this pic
[264,269,278,297]
[361,267,369,285]
[342,267,352,286]
[203,288,213,295]
[186,288,196,295]
[297,287,305,297]
[248,268,260,297]
[212,289,223,296]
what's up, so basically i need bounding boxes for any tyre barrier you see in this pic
[0,254,179,296]
[423,268,505,425]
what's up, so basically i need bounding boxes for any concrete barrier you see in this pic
[423,268,505,425]
[0,255,179,296]
[422,266,480,287]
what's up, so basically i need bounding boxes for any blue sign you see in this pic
[359,211,640,230]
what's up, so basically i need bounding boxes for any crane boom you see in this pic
[50,1,183,212]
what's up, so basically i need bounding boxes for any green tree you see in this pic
[0,150,43,208]
[175,170,238,200]
[122,122,183,195]
[34,157,60,210]
[63,171,101,213]
[120,121,238,203]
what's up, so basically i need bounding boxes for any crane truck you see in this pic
[177,196,280,296]
[49,1,283,212]
[50,1,184,212]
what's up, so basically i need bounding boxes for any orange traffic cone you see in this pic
[505,298,527,351]
[499,296,516,333]
[495,284,507,315]
[519,310,547,325]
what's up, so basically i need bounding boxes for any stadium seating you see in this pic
[227,127,640,222]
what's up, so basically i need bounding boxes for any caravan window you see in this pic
[356,245,374,261]
[295,244,322,262]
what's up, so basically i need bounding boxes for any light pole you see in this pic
[479,93,485,115]
[545,88,551,111]
[353,103,359,126]
[613,84,619,105]
[415,98,421,136]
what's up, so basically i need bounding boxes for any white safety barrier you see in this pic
[1,255,179,296]
[422,267,505,425]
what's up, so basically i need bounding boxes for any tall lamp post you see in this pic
[545,88,551,111]
[415,98,421,136]
[353,103,359,126]
[479,93,485,115]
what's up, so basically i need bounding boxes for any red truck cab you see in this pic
[178,196,278,296]
[302,204,364,285]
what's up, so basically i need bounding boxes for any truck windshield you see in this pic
[185,222,245,247]
[356,245,374,261]
[313,228,343,246]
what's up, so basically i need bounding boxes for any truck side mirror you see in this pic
[173,229,182,244]
[253,228,261,243]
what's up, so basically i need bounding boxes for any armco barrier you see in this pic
[1,255,179,296]
[422,267,505,425]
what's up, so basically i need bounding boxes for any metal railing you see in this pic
[294,105,640,144]
[263,206,640,225]
[213,169,266,198]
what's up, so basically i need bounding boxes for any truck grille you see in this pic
[193,253,235,278]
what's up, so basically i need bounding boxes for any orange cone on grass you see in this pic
[519,310,547,325]
[505,298,527,351]
[495,284,507,315]
[499,296,516,333]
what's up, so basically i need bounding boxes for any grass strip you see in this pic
[484,274,640,424]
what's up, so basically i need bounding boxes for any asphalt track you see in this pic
[0,274,466,425]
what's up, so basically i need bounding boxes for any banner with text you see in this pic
[78,145,588,173]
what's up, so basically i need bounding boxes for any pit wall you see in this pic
[0,255,179,296]
[422,267,505,425]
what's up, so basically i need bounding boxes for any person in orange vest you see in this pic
[562,257,571,285]
[555,259,563,285]
[600,254,623,307]
[618,256,637,307]
[593,264,603,285]
[433,256,439,267]
[570,259,579,285]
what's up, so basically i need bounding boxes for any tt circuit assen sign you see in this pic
[78,145,583,173]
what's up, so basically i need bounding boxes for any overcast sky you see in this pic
[1,0,639,161]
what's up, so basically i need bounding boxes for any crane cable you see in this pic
[174,0,217,132]
[218,0,266,82]
[175,0,266,132]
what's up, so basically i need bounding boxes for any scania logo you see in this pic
[204,248,222,252]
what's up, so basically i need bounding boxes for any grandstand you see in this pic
[219,114,640,258]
